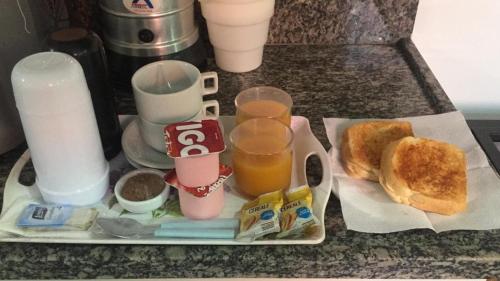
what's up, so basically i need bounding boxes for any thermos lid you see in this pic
[50,27,88,42]
[47,28,105,88]
[48,28,101,55]
[11,52,92,116]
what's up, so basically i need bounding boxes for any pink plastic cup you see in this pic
[178,185,224,220]
[174,153,220,187]
[165,120,226,187]
[164,164,232,220]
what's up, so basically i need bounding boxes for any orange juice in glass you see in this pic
[230,118,294,197]
[235,86,293,126]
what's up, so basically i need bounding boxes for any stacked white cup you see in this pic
[199,0,276,73]
[132,60,219,153]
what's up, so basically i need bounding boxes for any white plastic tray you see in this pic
[0,116,332,245]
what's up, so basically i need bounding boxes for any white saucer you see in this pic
[121,118,175,170]
[124,153,145,169]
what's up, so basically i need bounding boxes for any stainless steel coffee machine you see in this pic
[99,0,207,93]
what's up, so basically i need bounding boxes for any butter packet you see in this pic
[277,185,320,239]
[17,204,98,231]
[236,190,284,242]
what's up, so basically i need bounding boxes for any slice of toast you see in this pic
[379,136,467,215]
[341,121,414,181]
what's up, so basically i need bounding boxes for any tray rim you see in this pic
[0,115,332,245]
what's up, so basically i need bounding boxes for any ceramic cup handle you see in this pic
[201,72,218,96]
[202,100,220,119]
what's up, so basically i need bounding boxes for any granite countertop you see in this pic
[1,40,499,279]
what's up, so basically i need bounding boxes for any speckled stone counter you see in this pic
[62,0,418,45]
[1,40,499,279]
[268,0,418,44]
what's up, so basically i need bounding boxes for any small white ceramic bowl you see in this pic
[114,168,170,213]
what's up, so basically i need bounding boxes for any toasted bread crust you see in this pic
[341,129,379,181]
[341,121,414,181]
[379,137,467,215]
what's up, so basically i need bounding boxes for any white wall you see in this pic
[412,0,500,120]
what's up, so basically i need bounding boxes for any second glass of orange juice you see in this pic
[235,86,293,126]
[230,118,294,197]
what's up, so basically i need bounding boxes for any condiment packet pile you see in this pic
[236,185,320,241]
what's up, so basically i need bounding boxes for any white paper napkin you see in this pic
[324,111,500,233]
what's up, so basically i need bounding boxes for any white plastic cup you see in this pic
[199,0,275,73]
[11,52,109,206]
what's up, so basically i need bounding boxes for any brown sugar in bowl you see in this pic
[115,169,170,213]
[121,173,165,201]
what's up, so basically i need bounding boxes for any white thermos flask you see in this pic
[11,52,109,205]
